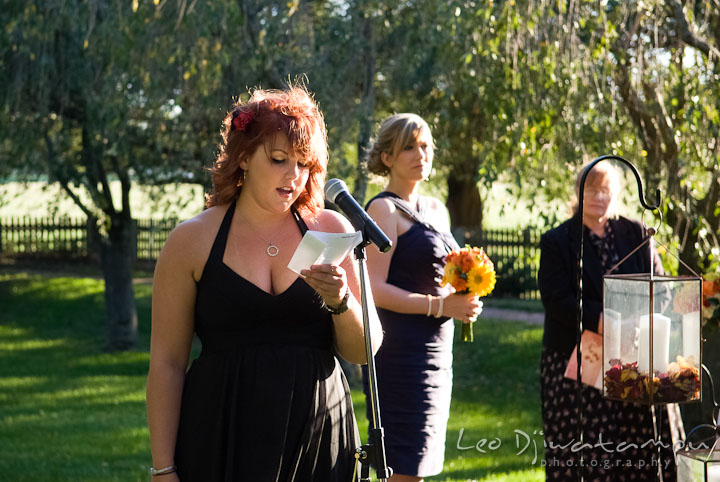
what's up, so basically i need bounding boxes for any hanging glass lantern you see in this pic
[676,419,720,482]
[602,247,702,404]
[677,449,720,481]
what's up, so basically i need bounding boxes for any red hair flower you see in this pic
[232,109,254,132]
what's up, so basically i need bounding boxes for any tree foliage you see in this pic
[503,0,720,271]
[0,0,246,349]
[1,0,719,350]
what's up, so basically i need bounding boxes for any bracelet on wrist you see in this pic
[149,465,177,476]
[426,294,433,317]
[434,296,444,318]
[325,289,350,315]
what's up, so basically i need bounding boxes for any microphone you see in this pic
[324,179,392,253]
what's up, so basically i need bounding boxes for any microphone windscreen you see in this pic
[324,178,348,204]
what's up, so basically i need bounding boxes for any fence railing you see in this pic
[0,217,178,263]
[455,227,542,300]
[136,218,179,261]
[0,217,89,259]
[0,217,542,299]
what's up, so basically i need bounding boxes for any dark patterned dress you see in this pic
[362,191,459,477]
[174,199,360,481]
[540,222,676,481]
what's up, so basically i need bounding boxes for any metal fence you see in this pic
[0,217,177,263]
[136,218,179,261]
[456,227,542,300]
[0,217,89,259]
[0,217,542,299]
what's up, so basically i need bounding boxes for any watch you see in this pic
[325,289,350,315]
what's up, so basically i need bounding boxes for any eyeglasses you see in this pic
[585,187,612,199]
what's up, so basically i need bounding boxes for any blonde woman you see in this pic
[362,114,483,482]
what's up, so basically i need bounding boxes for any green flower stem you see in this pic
[461,320,474,342]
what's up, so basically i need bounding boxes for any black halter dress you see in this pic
[174,199,360,481]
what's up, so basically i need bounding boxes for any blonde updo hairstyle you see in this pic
[367,113,434,176]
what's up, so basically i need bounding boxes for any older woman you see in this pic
[538,162,675,481]
[146,86,382,481]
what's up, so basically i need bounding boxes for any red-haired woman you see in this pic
[146,85,382,481]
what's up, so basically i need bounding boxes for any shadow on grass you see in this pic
[0,275,152,346]
[1,274,547,481]
[0,274,154,481]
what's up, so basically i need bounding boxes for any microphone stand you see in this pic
[354,240,392,481]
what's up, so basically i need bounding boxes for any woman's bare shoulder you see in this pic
[365,196,396,215]
[171,205,226,240]
[307,208,356,234]
[160,205,230,277]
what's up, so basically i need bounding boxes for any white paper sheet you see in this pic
[287,230,363,275]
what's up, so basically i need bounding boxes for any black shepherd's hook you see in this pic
[574,155,662,482]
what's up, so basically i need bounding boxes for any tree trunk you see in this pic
[354,115,373,205]
[352,5,375,205]
[99,216,138,352]
[446,168,483,236]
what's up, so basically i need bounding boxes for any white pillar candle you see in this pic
[682,310,700,364]
[604,309,622,363]
[637,313,671,373]
[707,464,720,482]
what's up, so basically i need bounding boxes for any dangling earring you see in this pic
[237,170,247,187]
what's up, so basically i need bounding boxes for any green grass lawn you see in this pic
[483,297,543,313]
[0,272,544,481]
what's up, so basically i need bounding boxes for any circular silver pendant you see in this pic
[266,245,279,257]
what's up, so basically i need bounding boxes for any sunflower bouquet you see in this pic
[440,246,497,342]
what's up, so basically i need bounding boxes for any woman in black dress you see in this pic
[146,86,383,481]
[538,162,676,481]
[363,114,483,481]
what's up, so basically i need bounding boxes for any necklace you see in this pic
[238,212,289,257]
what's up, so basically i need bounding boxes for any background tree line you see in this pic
[1,0,718,350]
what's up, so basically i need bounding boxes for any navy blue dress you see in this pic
[362,191,459,477]
[174,199,360,482]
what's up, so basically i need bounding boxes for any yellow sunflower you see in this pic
[466,263,496,297]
